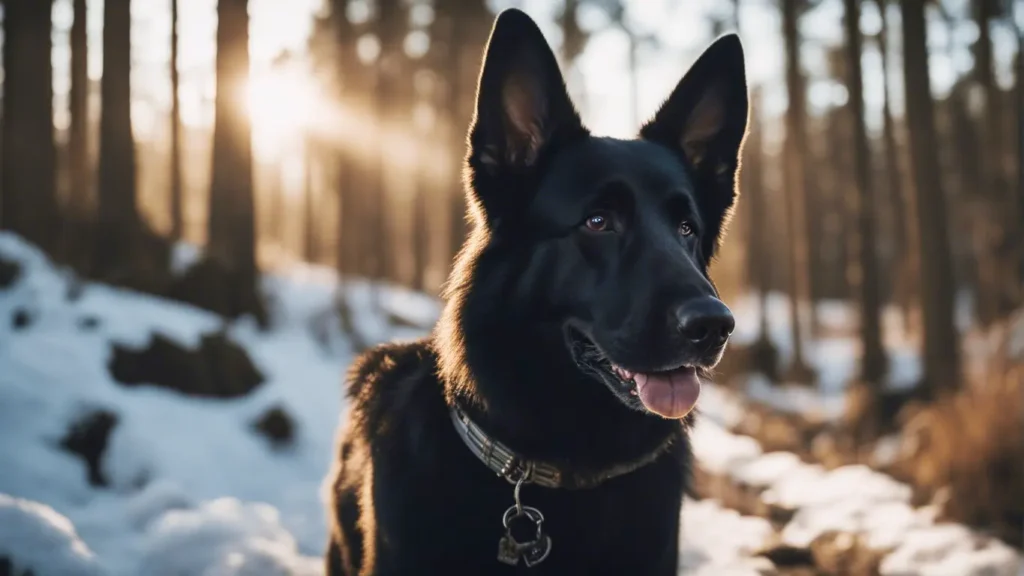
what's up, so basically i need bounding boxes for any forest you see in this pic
[0,0,1020,575]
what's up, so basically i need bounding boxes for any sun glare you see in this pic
[245,65,323,158]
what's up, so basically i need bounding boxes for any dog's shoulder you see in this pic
[344,338,440,434]
[345,338,432,395]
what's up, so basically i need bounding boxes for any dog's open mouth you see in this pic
[609,364,701,419]
[567,327,702,420]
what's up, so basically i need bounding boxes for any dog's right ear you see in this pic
[466,9,587,220]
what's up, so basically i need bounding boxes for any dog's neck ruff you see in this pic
[449,403,675,490]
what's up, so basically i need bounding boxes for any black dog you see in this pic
[325,8,747,575]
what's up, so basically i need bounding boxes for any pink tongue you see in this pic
[633,367,701,419]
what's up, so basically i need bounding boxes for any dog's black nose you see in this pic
[676,298,735,349]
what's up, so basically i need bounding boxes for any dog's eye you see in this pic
[679,221,694,237]
[583,212,612,232]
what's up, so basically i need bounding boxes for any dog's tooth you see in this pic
[612,365,634,381]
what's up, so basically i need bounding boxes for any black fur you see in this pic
[325,9,748,575]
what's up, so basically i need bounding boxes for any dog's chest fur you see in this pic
[326,339,689,575]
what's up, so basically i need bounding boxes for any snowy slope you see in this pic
[0,494,106,576]
[0,233,775,575]
[3,233,1018,576]
[0,234,428,575]
[690,411,1022,575]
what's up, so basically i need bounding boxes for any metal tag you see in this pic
[497,535,522,566]
[522,535,552,567]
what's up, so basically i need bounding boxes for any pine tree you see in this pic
[170,0,184,240]
[1,0,58,256]
[779,0,815,382]
[901,0,961,394]
[843,0,886,383]
[95,0,142,278]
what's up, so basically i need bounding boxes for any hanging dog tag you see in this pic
[497,505,551,567]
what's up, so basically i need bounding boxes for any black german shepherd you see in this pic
[326,8,748,575]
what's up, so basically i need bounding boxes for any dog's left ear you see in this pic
[640,34,748,259]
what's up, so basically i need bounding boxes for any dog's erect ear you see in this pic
[467,9,586,203]
[641,34,748,178]
[640,34,748,260]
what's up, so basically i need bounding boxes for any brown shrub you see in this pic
[890,363,1024,547]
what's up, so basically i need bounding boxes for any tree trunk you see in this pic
[96,0,140,278]
[1018,13,1024,289]
[975,0,1017,321]
[328,0,371,346]
[370,0,406,285]
[780,0,815,382]
[303,135,317,263]
[435,1,491,273]
[559,0,585,69]
[1,0,58,256]
[411,183,429,292]
[874,0,915,335]
[170,0,184,240]
[949,84,986,307]
[745,91,780,380]
[440,2,470,271]
[818,103,850,302]
[69,0,90,218]
[970,0,998,325]
[900,0,961,394]
[331,0,368,280]
[268,159,285,246]
[744,91,768,331]
[844,0,887,384]
[208,0,262,322]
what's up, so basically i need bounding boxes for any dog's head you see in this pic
[442,9,748,421]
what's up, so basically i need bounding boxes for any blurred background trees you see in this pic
[0,0,1020,543]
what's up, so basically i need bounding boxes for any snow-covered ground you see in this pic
[725,292,925,419]
[0,233,1019,576]
[0,234,776,575]
[692,405,1023,576]
[0,234,429,575]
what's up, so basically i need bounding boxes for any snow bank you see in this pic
[730,451,804,488]
[679,498,776,575]
[0,493,108,576]
[690,417,762,474]
[764,464,912,512]
[140,498,321,576]
[0,233,376,574]
[881,524,1022,576]
[693,386,1022,575]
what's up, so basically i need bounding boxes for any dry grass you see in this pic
[889,325,1024,547]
